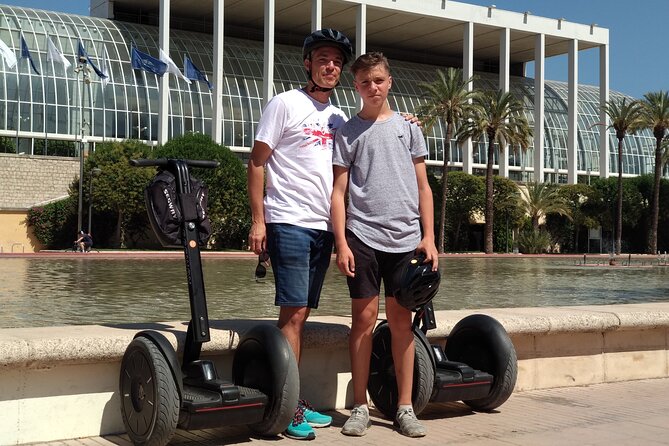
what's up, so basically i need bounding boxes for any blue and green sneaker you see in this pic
[299,399,332,428]
[284,404,316,440]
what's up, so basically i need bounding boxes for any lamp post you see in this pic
[88,168,102,234]
[74,55,91,235]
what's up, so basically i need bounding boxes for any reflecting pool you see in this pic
[1,256,668,328]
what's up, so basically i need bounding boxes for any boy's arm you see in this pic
[247,141,272,255]
[413,157,439,270]
[332,165,355,277]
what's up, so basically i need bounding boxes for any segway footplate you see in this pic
[179,385,268,430]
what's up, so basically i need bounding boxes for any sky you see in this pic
[2,0,667,99]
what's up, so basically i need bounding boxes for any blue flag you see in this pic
[77,40,107,80]
[20,34,40,75]
[131,47,167,76]
[184,56,213,90]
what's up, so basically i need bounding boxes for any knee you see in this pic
[386,312,412,334]
[278,307,309,331]
[351,308,377,333]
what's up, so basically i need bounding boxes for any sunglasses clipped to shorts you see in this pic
[255,250,270,280]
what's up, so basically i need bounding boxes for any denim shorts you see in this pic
[266,223,334,309]
[345,229,415,299]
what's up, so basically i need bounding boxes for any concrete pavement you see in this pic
[32,377,669,446]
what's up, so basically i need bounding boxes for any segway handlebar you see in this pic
[130,158,220,169]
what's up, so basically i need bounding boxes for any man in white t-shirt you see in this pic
[247,28,353,441]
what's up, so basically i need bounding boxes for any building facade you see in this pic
[0,0,664,187]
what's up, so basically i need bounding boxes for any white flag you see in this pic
[101,46,110,88]
[0,37,17,69]
[46,36,71,69]
[159,48,191,84]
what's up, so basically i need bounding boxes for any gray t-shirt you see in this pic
[333,112,428,252]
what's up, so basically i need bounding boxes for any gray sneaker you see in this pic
[341,406,371,436]
[395,407,426,438]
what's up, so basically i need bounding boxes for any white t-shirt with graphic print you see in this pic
[255,88,347,232]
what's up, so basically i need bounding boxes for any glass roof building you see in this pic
[0,3,663,183]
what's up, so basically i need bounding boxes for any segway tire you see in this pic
[120,336,179,446]
[368,322,435,420]
[445,314,517,412]
[232,324,299,436]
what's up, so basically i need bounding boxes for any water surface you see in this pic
[1,256,667,328]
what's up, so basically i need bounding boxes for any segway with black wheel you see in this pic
[368,254,517,419]
[119,158,298,446]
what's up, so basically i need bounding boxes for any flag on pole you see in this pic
[101,46,110,88]
[184,56,213,90]
[46,36,71,69]
[159,48,191,84]
[0,37,17,68]
[20,33,40,75]
[131,47,167,76]
[77,40,108,80]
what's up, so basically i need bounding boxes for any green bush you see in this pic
[27,197,77,249]
[517,229,553,254]
[81,140,154,248]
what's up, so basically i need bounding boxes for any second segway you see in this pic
[368,254,517,418]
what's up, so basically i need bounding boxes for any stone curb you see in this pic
[2,303,668,370]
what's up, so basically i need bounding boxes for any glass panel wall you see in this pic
[0,4,661,180]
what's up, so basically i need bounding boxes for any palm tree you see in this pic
[415,68,478,253]
[457,90,532,254]
[603,97,645,255]
[517,181,571,230]
[640,91,669,254]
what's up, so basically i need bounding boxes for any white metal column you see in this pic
[212,1,224,144]
[355,4,367,57]
[534,33,545,183]
[355,4,367,111]
[462,22,474,175]
[567,39,579,184]
[311,0,322,31]
[599,43,610,179]
[157,0,170,144]
[262,0,275,105]
[499,28,510,178]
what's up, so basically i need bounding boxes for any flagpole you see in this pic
[16,33,22,153]
[15,54,20,153]
[44,36,50,155]
[74,52,90,235]
[102,46,107,143]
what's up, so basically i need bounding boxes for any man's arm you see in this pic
[247,141,272,255]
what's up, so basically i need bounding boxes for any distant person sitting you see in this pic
[75,230,93,252]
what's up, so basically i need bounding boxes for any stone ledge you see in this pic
[2,303,668,370]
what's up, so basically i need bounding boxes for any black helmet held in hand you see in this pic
[395,253,441,311]
[303,28,353,65]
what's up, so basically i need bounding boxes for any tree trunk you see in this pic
[114,211,123,248]
[615,137,624,255]
[454,220,462,251]
[484,134,495,254]
[648,135,663,254]
[438,122,453,254]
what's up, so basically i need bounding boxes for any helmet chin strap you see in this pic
[307,70,337,93]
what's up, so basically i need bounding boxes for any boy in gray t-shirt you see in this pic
[332,52,439,438]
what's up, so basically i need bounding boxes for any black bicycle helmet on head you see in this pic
[303,28,353,93]
[302,28,353,65]
[394,253,441,312]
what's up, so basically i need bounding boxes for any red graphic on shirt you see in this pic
[300,123,335,149]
